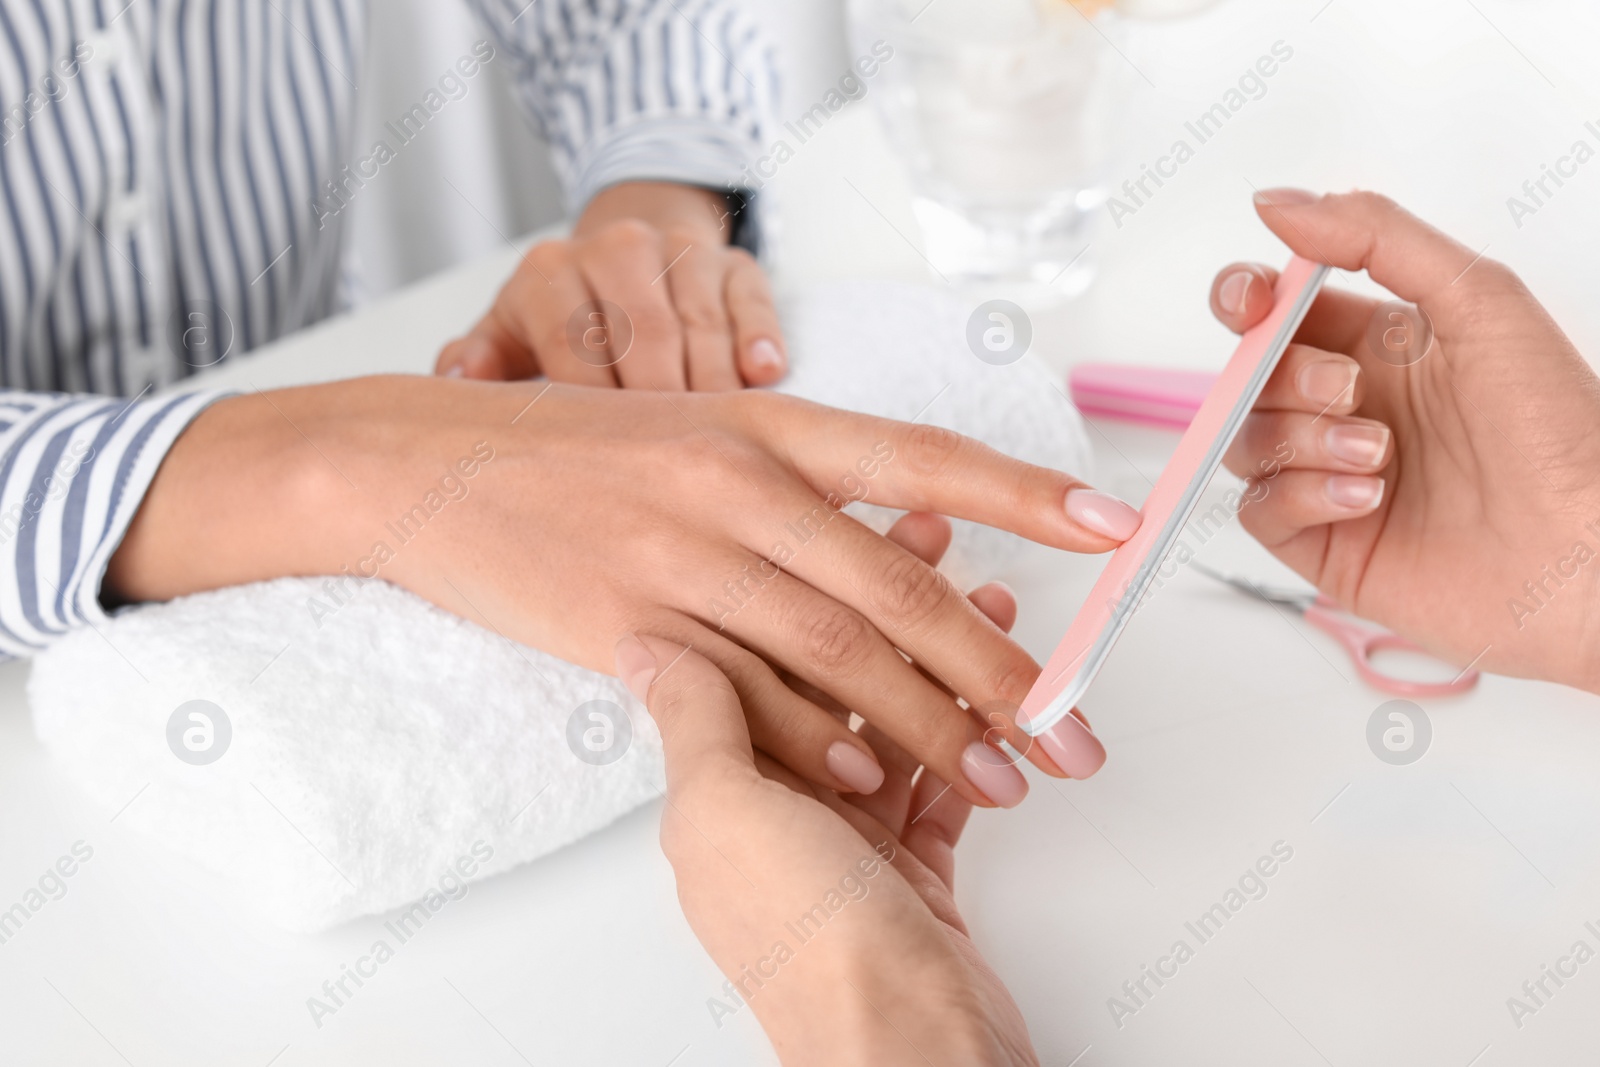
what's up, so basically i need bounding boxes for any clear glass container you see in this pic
[849,0,1131,299]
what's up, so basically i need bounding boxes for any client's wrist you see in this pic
[750,947,1030,1067]
[574,180,730,246]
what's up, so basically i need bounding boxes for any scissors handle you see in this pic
[1303,601,1479,697]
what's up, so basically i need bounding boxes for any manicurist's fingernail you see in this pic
[613,633,658,702]
[1297,361,1357,407]
[961,741,1028,808]
[748,338,784,374]
[1326,474,1385,510]
[826,741,885,795]
[1066,488,1143,541]
[443,364,464,377]
[1035,712,1107,780]
[1218,270,1254,315]
[1325,423,1390,468]
[1254,187,1320,207]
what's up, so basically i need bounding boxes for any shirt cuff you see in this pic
[0,389,232,661]
[569,115,759,216]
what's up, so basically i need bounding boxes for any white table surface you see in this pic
[7,2,1600,1063]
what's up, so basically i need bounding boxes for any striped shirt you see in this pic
[0,0,776,660]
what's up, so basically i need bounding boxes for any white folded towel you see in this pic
[28,280,1092,931]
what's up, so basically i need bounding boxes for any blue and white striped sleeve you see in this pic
[467,0,780,216]
[0,390,229,662]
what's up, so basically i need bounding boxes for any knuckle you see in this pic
[655,673,738,724]
[878,551,952,625]
[594,217,661,255]
[1341,189,1398,216]
[523,240,569,275]
[899,422,966,477]
[981,651,1041,707]
[662,224,708,251]
[796,605,875,677]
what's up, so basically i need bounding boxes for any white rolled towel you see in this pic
[27,280,1092,931]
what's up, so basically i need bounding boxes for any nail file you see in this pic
[1020,256,1331,737]
[1067,364,1219,430]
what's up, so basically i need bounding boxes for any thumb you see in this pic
[614,634,756,794]
[1252,189,1510,314]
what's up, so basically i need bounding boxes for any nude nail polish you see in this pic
[1297,361,1357,407]
[1325,423,1389,468]
[961,742,1028,808]
[1218,271,1253,315]
[1035,713,1107,780]
[749,338,784,373]
[613,634,657,702]
[826,741,885,795]
[1325,474,1384,510]
[1066,489,1143,541]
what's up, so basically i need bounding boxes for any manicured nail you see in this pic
[1325,474,1384,510]
[1297,361,1357,407]
[826,741,885,795]
[1066,488,1143,541]
[1254,187,1320,207]
[748,338,784,373]
[961,741,1028,808]
[443,363,464,378]
[1035,713,1107,780]
[1218,270,1253,315]
[613,634,657,702]
[1324,423,1389,468]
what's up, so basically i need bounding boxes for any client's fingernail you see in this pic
[748,338,784,373]
[1035,712,1107,780]
[443,363,464,378]
[1325,423,1389,468]
[961,742,1028,808]
[1325,474,1384,510]
[826,741,885,795]
[1218,270,1253,315]
[613,633,657,702]
[1066,488,1143,541]
[1297,361,1357,407]
[1254,187,1320,207]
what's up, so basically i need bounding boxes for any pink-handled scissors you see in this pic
[1192,562,1479,697]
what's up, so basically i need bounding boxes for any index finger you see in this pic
[576,221,688,391]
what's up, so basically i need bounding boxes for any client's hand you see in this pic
[1213,189,1600,691]
[109,382,1132,809]
[435,181,785,390]
[626,514,1038,1066]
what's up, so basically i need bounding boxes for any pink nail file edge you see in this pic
[1020,256,1331,736]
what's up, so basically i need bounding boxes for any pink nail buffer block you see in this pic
[1022,256,1330,735]
[1069,364,1218,430]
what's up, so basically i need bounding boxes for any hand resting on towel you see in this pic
[106,378,1138,809]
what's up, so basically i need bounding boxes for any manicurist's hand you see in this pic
[108,382,1135,808]
[1213,189,1600,691]
[435,181,786,390]
[624,513,1038,1066]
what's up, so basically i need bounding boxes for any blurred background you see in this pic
[346,0,847,297]
[350,0,1600,379]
